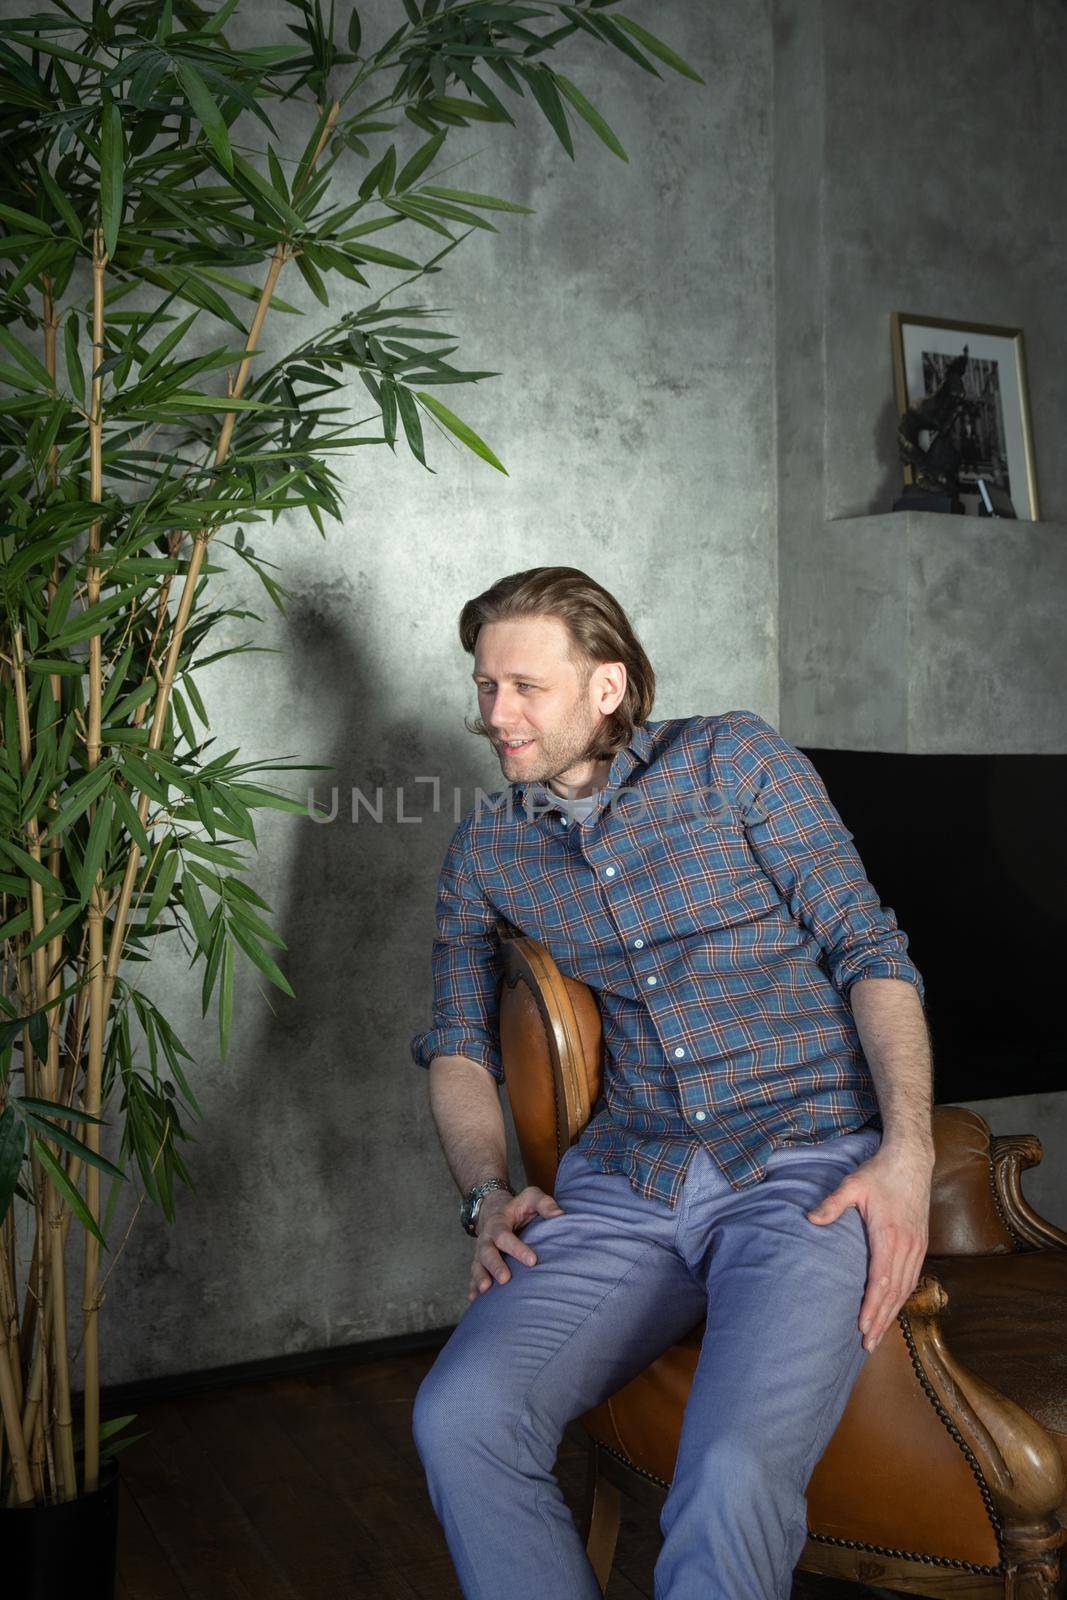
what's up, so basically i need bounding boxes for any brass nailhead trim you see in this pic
[987,1148,1028,1250]
[805,1528,1001,1574]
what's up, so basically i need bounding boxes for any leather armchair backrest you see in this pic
[497,930,603,1195]
[496,927,1014,1254]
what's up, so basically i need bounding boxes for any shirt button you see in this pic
[674,1047,686,1058]
[633,938,644,949]
[646,975,657,986]
[604,866,616,877]
[694,1110,707,1122]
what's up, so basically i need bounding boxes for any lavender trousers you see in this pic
[412,1125,882,1599]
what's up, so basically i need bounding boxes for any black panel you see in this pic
[800,748,1067,1104]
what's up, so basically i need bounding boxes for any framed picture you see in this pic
[890,312,1040,520]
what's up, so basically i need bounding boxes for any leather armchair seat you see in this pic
[495,922,1067,1598]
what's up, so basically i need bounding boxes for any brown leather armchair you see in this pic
[495,923,1067,1599]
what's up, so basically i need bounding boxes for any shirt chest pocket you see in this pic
[603,802,782,935]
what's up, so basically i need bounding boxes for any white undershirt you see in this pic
[555,791,600,827]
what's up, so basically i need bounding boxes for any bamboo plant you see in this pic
[0,0,702,1511]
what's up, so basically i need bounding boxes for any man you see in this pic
[410,566,934,1600]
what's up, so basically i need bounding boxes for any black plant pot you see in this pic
[2,1456,119,1599]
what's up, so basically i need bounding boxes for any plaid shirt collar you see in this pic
[509,722,656,823]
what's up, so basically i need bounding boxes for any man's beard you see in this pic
[498,697,601,793]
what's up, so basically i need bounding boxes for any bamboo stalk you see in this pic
[57,103,337,1502]
[0,1336,34,1505]
[9,629,66,1501]
[78,225,108,1497]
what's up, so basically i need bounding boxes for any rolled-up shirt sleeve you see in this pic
[410,819,505,1082]
[725,710,925,1005]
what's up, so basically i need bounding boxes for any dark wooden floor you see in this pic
[114,1345,921,1599]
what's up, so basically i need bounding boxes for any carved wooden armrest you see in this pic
[899,1275,1067,1593]
[990,1135,1067,1251]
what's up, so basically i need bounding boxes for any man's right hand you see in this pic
[468,1185,565,1302]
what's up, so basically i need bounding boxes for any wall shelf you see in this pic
[779,512,1067,753]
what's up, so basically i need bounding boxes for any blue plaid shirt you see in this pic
[410,709,925,1208]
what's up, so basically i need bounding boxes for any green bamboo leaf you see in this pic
[75,793,114,906]
[415,391,508,475]
[181,869,212,952]
[229,150,305,231]
[266,144,289,202]
[0,200,52,236]
[31,1136,108,1248]
[120,752,169,806]
[202,0,243,35]
[38,760,116,846]
[201,909,226,1011]
[397,196,497,232]
[18,1098,108,1125]
[182,672,209,726]
[111,782,150,856]
[376,144,397,198]
[395,383,426,467]
[25,1113,126,1182]
[139,309,200,379]
[175,61,234,176]
[342,241,422,269]
[395,130,446,192]
[218,936,234,1061]
[227,916,295,997]
[0,838,64,896]
[223,892,285,949]
[582,11,660,76]
[293,100,336,198]
[294,250,329,306]
[226,782,309,814]
[34,159,84,243]
[380,378,397,447]
[100,97,124,259]
[612,14,706,82]
[0,322,56,391]
[452,60,517,126]
[64,312,84,405]
[554,73,628,160]
[48,581,156,650]
[384,197,454,239]
[427,95,511,125]
[347,7,361,51]
[3,29,97,68]
[145,844,180,930]
[172,686,198,751]
[0,908,32,942]
[182,838,246,867]
[518,67,574,158]
[0,1109,27,1225]
[21,901,81,959]
[414,185,535,214]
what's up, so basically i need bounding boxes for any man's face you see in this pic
[472,616,617,792]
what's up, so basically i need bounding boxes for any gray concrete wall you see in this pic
[774,0,1067,1229]
[89,0,779,1384]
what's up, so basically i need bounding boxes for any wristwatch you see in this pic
[461,1177,513,1237]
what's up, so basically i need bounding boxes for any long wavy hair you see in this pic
[458,566,656,760]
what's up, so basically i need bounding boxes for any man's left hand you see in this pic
[806,1142,934,1353]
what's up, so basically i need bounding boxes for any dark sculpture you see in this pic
[893,346,972,513]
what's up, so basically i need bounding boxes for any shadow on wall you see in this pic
[208,580,493,1352]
